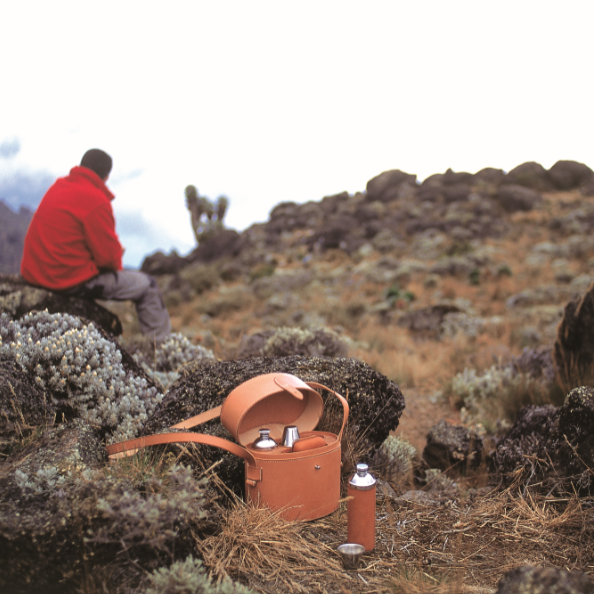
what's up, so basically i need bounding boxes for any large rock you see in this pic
[0,274,122,336]
[496,565,593,594]
[442,168,473,186]
[306,214,363,252]
[142,356,405,490]
[188,229,243,264]
[0,354,56,458]
[503,161,554,192]
[423,419,483,473]
[554,281,594,386]
[473,167,505,186]
[0,419,204,594]
[497,184,542,212]
[0,419,105,592]
[366,169,417,203]
[548,160,594,191]
[494,387,594,494]
[140,249,188,275]
[397,304,463,337]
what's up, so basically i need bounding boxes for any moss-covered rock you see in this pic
[496,565,593,594]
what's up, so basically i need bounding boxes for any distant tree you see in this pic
[185,185,228,244]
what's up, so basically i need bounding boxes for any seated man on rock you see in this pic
[21,148,171,343]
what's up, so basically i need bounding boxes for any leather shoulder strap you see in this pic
[306,382,349,439]
[106,431,256,466]
[170,405,222,429]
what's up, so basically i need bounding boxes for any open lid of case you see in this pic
[220,373,324,446]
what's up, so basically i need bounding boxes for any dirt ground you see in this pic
[392,388,461,456]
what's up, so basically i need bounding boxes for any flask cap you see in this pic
[348,463,377,490]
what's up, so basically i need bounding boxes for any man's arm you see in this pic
[83,203,124,271]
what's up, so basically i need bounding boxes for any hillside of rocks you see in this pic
[3,159,594,593]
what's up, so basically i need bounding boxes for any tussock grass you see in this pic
[191,473,594,594]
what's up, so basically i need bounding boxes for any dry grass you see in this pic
[191,474,594,594]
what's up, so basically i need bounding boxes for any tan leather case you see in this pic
[107,373,349,522]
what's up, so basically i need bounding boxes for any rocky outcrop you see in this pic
[397,303,463,337]
[555,281,594,386]
[0,420,106,592]
[365,169,417,202]
[503,161,554,192]
[494,386,594,494]
[496,565,593,594]
[423,419,483,473]
[0,274,122,336]
[0,419,205,594]
[0,354,55,457]
[497,184,542,212]
[140,249,188,275]
[548,160,594,192]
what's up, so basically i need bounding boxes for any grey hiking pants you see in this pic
[65,270,171,342]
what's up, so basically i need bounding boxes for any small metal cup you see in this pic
[281,425,300,447]
[337,543,365,570]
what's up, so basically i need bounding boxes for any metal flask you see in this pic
[347,463,377,551]
[252,428,278,451]
[281,425,300,448]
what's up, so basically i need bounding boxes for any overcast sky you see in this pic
[1,1,592,268]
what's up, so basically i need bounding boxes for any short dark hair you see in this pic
[80,149,112,179]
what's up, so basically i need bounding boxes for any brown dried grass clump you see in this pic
[195,500,350,594]
[192,475,594,594]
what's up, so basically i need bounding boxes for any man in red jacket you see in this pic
[21,149,171,342]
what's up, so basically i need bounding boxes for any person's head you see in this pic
[80,149,112,181]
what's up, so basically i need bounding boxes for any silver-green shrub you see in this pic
[373,435,417,483]
[93,465,206,551]
[424,468,457,491]
[262,326,352,358]
[15,466,67,498]
[146,556,254,594]
[451,365,516,420]
[8,458,208,591]
[0,310,163,443]
[133,332,216,390]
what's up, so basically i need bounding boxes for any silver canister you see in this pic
[281,425,300,447]
[252,428,278,451]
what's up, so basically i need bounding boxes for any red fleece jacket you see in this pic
[21,166,124,290]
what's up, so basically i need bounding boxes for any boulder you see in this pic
[494,387,594,494]
[0,419,106,592]
[0,354,55,458]
[140,249,188,275]
[580,176,594,197]
[417,184,445,203]
[503,161,555,192]
[306,214,362,252]
[397,304,463,337]
[554,281,594,386]
[187,229,243,263]
[497,184,542,213]
[0,419,204,594]
[496,565,593,594]
[548,160,594,191]
[422,419,483,473]
[0,274,122,336]
[442,168,474,186]
[366,169,417,203]
[473,167,506,186]
[443,183,471,203]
